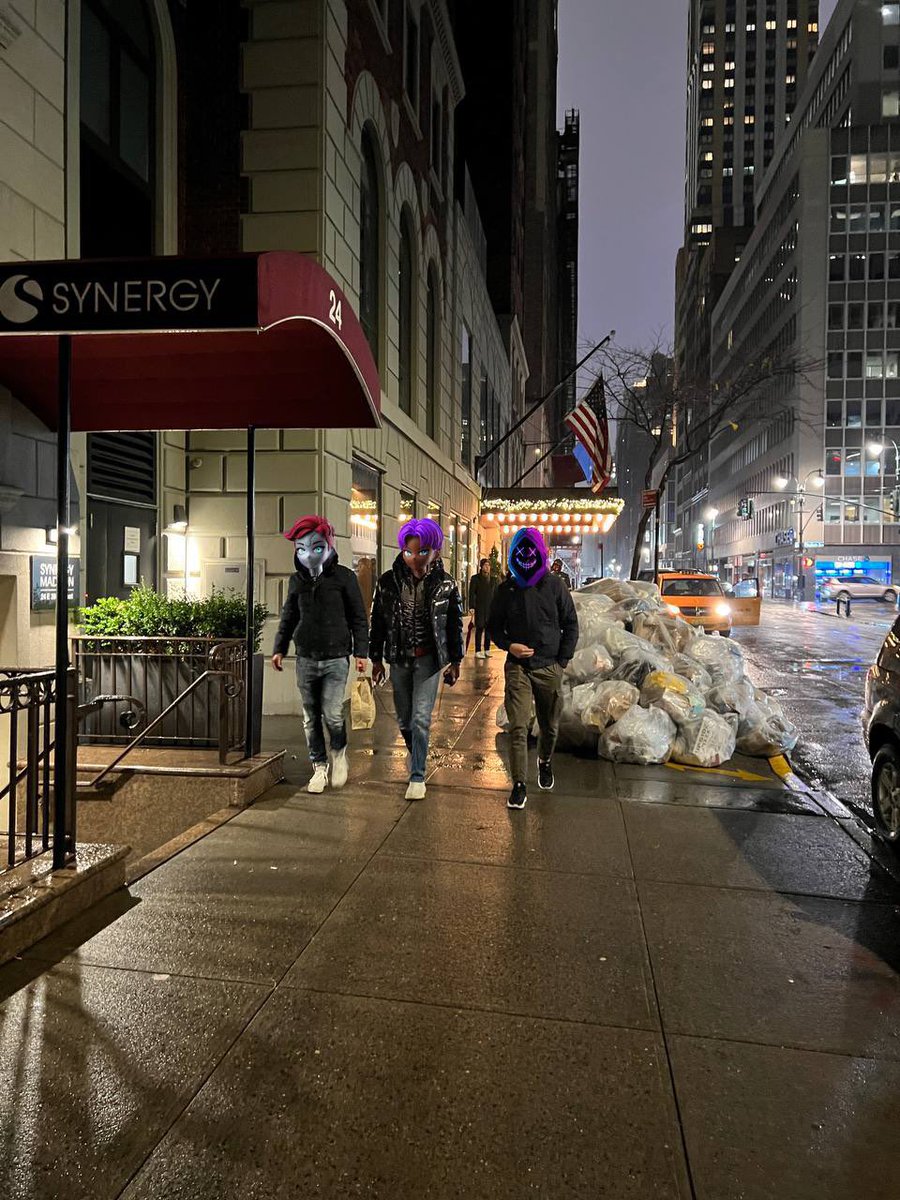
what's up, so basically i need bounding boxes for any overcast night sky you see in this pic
[557,0,841,361]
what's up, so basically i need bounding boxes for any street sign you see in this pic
[642,490,658,509]
[30,555,79,611]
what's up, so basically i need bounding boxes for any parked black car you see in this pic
[863,617,900,851]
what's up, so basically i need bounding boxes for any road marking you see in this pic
[663,762,773,783]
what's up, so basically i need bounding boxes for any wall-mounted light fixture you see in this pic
[165,504,188,533]
[46,525,78,546]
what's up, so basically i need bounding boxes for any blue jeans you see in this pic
[296,657,350,764]
[389,654,441,782]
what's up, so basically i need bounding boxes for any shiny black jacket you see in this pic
[488,573,579,669]
[369,555,464,668]
[273,553,368,659]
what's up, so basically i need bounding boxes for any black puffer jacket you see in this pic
[273,552,368,659]
[488,573,579,669]
[369,554,463,668]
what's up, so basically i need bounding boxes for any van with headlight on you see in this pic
[656,572,733,636]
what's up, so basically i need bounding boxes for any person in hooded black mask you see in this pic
[272,515,368,794]
[488,527,579,809]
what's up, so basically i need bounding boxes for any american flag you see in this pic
[564,375,612,494]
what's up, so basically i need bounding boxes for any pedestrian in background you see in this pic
[468,557,497,658]
[370,518,463,801]
[272,515,368,794]
[489,527,578,810]
[550,558,572,590]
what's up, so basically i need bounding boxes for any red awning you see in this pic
[0,251,380,431]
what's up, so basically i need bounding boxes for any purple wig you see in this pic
[398,517,444,552]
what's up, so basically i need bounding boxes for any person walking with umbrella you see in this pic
[468,557,497,658]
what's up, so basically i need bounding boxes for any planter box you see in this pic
[74,638,262,755]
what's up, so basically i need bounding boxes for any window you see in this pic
[848,303,864,329]
[425,266,439,441]
[832,156,848,185]
[826,450,842,476]
[828,352,843,378]
[884,4,900,25]
[399,488,416,521]
[847,353,863,378]
[430,88,443,182]
[888,351,900,378]
[847,400,862,426]
[702,79,714,90]
[80,0,154,257]
[403,2,419,113]
[826,401,843,427]
[884,91,900,117]
[828,303,844,330]
[849,154,868,183]
[869,302,885,329]
[867,353,885,379]
[885,45,899,70]
[359,127,381,363]
[460,325,472,470]
[872,154,889,183]
[351,460,381,615]
[398,209,415,417]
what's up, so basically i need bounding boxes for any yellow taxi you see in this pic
[657,572,734,636]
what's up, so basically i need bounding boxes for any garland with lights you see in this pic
[480,497,624,515]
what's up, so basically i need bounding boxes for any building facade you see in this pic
[0,0,574,712]
[673,0,819,569]
[708,0,900,596]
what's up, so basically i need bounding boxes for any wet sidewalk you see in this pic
[2,653,900,1198]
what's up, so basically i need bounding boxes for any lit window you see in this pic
[884,91,900,117]
[702,23,715,34]
[725,23,735,32]
[746,23,756,32]
[702,79,713,90]
[765,20,777,30]
[808,22,818,32]
[849,153,868,183]
[724,60,735,70]
[701,117,714,127]
[725,77,735,88]
[786,74,796,84]
[723,167,734,176]
[692,222,713,234]
[702,151,713,161]
[702,41,715,54]
[787,18,798,29]
[724,115,734,125]
[703,61,715,71]
[883,6,900,27]
[745,114,755,124]
[744,165,754,174]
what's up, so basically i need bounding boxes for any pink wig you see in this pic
[284,514,335,546]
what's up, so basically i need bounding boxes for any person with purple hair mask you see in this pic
[488,526,579,809]
[369,517,463,800]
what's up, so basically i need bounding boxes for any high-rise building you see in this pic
[674,0,820,566]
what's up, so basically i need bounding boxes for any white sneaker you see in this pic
[307,763,329,794]
[405,781,426,800]
[331,746,348,789]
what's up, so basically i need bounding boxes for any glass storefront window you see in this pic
[351,460,381,616]
[399,488,416,523]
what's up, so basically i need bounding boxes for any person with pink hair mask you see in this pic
[488,526,579,809]
[272,515,368,793]
[369,517,463,800]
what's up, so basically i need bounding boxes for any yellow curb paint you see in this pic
[769,755,792,780]
[663,762,772,784]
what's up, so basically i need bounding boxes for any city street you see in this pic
[735,600,895,824]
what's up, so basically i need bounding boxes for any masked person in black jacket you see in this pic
[370,518,463,801]
[489,527,579,809]
[272,515,368,794]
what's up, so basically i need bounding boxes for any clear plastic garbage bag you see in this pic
[641,670,706,725]
[584,680,640,729]
[671,710,737,767]
[566,645,614,683]
[599,704,676,765]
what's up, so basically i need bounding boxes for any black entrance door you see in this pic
[86,501,157,601]
[86,432,158,601]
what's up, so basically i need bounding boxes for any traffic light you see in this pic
[815,506,823,521]
[737,497,755,519]
[802,556,814,570]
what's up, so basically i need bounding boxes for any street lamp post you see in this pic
[774,470,825,598]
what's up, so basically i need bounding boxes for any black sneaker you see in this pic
[538,760,554,791]
[507,782,527,809]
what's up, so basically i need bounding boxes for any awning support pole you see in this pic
[244,425,256,759]
[53,335,72,869]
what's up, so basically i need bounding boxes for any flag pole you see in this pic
[474,329,615,478]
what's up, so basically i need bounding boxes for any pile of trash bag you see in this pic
[548,578,798,766]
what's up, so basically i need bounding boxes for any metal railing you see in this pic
[73,637,248,753]
[1,667,76,872]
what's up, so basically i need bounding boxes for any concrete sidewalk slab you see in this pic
[640,881,900,1058]
[669,1035,900,1200]
[0,960,265,1200]
[623,804,896,901]
[385,784,632,876]
[122,989,690,1200]
[285,855,659,1029]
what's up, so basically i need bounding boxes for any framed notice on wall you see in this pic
[30,556,80,611]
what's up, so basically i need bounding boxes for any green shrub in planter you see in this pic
[77,584,269,649]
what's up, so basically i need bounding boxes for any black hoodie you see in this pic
[273,551,369,659]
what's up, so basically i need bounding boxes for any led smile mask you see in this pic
[508,527,548,588]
